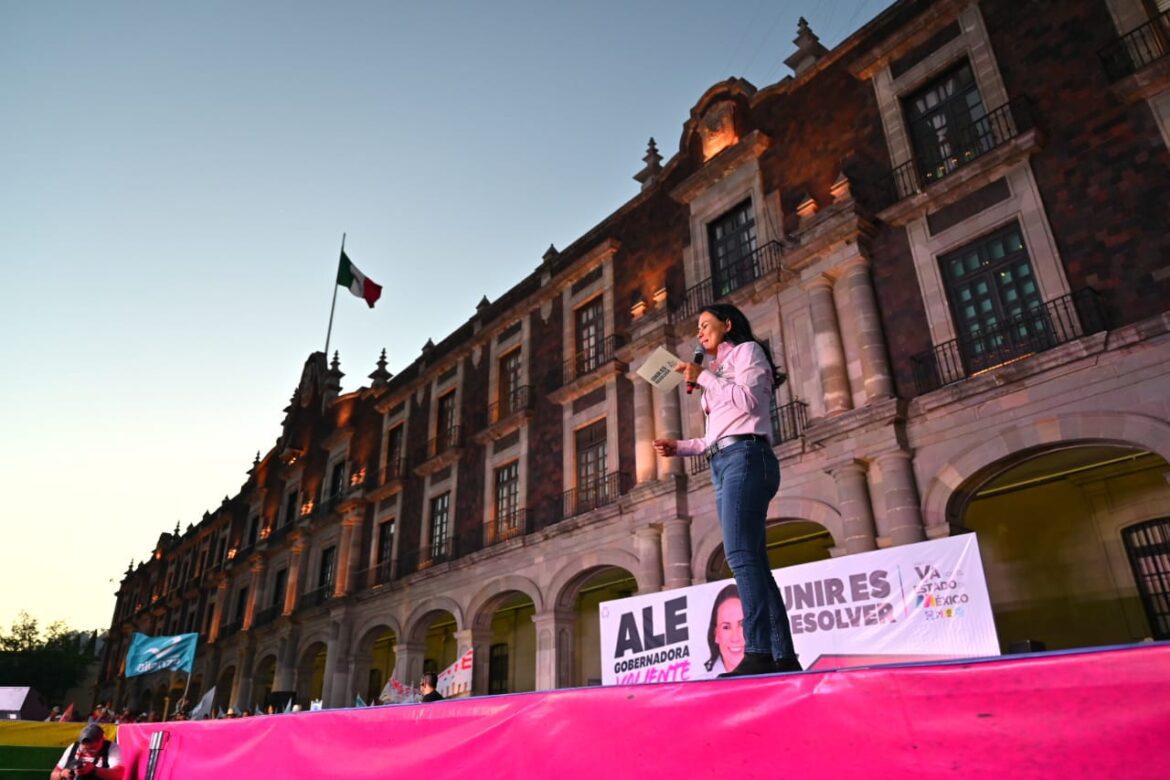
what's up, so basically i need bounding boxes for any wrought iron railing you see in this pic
[493,508,527,543]
[771,399,809,444]
[268,521,293,544]
[689,456,710,475]
[424,426,463,460]
[218,620,242,640]
[252,606,279,629]
[1099,10,1170,81]
[561,472,629,520]
[489,386,534,424]
[910,288,1107,395]
[878,98,1034,205]
[672,241,786,323]
[560,336,622,387]
[298,586,334,611]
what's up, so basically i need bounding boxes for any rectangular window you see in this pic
[234,587,249,623]
[430,493,450,561]
[436,391,457,452]
[575,297,606,375]
[495,461,521,538]
[283,489,299,526]
[271,569,288,609]
[377,520,395,580]
[386,424,405,476]
[499,349,523,416]
[903,61,988,184]
[246,515,259,548]
[318,546,336,590]
[489,643,510,695]
[940,221,1045,372]
[708,199,758,297]
[1123,517,1170,640]
[328,460,346,499]
[575,420,608,507]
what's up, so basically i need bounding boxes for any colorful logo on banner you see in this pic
[599,535,1000,684]
[124,632,199,677]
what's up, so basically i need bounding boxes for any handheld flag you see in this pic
[354,693,366,708]
[124,632,199,677]
[189,687,216,720]
[337,250,382,308]
[59,703,75,723]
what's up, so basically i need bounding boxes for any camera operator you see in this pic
[51,723,124,780]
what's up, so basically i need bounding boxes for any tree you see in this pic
[0,612,99,705]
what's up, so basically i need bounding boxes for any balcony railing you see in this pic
[672,241,786,323]
[218,620,242,640]
[488,385,535,424]
[878,99,1034,205]
[252,606,279,629]
[268,521,293,544]
[771,400,809,444]
[910,288,1107,395]
[560,336,622,387]
[298,586,334,611]
[383,457,408,482]
[424,426,463,460]
[1100,10,1170,82]
[492,508,528,543]
[561,472,629,520]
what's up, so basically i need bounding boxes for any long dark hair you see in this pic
[704,583,740,672]
[699,303,786,388]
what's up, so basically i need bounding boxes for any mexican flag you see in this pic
[337,250,382,308]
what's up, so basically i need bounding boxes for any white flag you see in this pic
[189,686,216,720]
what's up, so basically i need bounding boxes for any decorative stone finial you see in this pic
[542,244,559,264]
[633,137,664,191]
[368,348,392,387]
[477,295,491,314]
[829,172,853,202]
[784,17,829,76]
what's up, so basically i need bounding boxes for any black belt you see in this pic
[705,433,769,461]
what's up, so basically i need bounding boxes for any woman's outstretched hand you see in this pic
[652,438,678,457]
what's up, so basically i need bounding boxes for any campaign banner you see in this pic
[124,632,199,677]
[437,648,474,698]
[599,534,999,685]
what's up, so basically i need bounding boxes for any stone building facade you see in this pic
[98,0,1170,714]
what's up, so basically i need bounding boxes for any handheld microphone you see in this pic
[686,344,704,395]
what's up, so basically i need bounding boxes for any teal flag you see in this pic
[124,632,199,677]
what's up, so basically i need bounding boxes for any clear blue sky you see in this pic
[0,0,892,634]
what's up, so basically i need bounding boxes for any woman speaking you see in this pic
[653,303,800,677]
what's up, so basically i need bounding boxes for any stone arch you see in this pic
[350,613,404,649]
[549,548,642,611]
[692,496,842,581]
[295,627,334,660]
[403,596,464,643]
[466,574,544,632]
[921,412,1170,530]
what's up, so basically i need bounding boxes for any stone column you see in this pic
[243,556,265,630]
[233,640,256,711]
[806,274,852,415]
[453,627,489,697]
[634,525,664,594]
[284,537,306,615]
[656,384,684,477]
[333,515,361,598]
[632,375,657,483]
[531,609,576,691]
[273,630,298,694]
[345,512,365,594]
[831,460,878,554]
[392,641,427,692]
[209,578,229,642]
[323,619,351,708]
[874,451,926,547]
[841,257,894,401]
[661,517,694,590]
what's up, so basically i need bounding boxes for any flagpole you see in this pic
[180,669,193,713]
[324,232,345,359]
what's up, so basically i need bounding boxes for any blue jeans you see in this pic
[710,439,796,661]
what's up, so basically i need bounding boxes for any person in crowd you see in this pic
[418,672,443,702]
[704,584,746,675]
[50,723,123,780]
[45,706,62,722]
[654,303,800,677]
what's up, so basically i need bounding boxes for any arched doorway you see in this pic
[295,642,327,707]
[213,666,235,713]
[418,613,458,679]
[957,445,1170,651]
[252,655,276,712]
[473,591,536,695]
[563,566,637,687]
[706,519,835,581]
[351,626,397,704]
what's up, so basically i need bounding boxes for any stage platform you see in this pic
[116,642,1170,779]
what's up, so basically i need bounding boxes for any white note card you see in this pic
[636,346,685,392]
